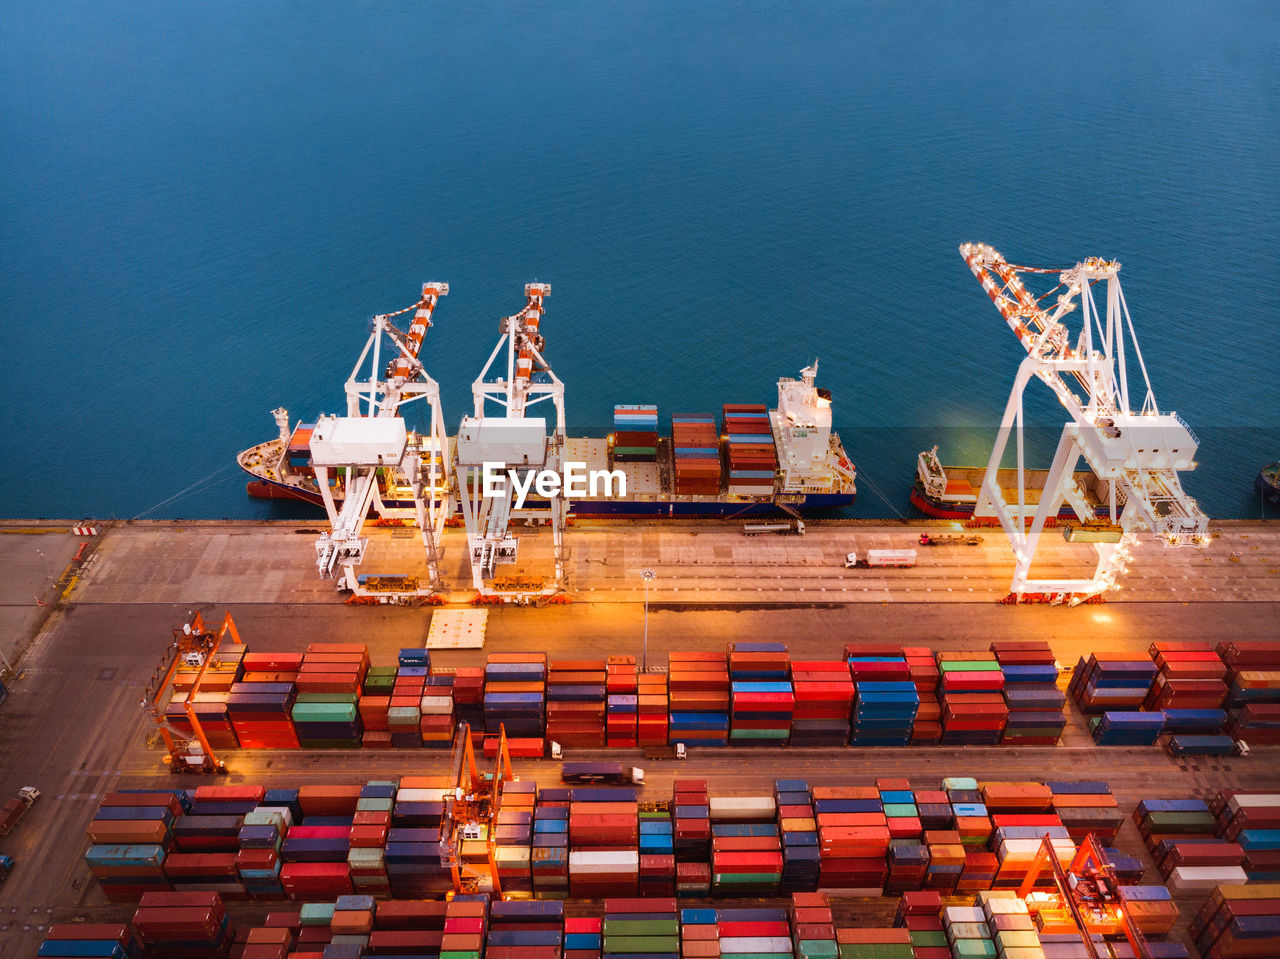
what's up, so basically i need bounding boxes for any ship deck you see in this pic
[934,466,1109,506]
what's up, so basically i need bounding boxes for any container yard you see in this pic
[1,518,1280,959]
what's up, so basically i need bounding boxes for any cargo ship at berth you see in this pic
[911,445,1112,520]
[238,365,857,518]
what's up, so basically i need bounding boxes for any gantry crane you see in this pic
[455,283,567,600]
[439,721,514,895]
[311,284,454,598]
[1019,833,1153,959]
[959,244,1209,603]
[141,611,242,774]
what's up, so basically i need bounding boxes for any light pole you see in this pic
[640,568,654,671]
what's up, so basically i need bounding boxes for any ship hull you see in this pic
[246,474,853,516]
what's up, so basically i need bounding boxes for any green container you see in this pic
[613,446,657,456]
[951,939,997,959]
[388,706,421,723]
[603,920,679,936]
[729,728,789,739]
[944,777,979,790]
[909,931,947,948]
[882,803,918,817]
[356,797,393,813]
[713,872,781,883]
[292,701,359,722]
[837,945,914,959]
[939,660,1000,672]
[603,936,680,953]
[798,940,839,959]
[441,952,482,959]
[1143,810,1216,831]
[300,902,335,925]
[295,691,359,704]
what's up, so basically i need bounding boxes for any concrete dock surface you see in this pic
[0,517,1278,956]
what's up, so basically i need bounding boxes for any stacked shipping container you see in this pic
[937,651,1006,746]
[729,643,793,745]
[722,404,777,498]
[992,641,1066,745]
[613,405,659,462]
[669,652,730,747]
[672,414,721,495]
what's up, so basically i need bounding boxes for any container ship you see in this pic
[239,365,856,517]
[910,445,1112,520]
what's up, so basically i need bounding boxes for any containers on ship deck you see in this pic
[672,414,722,495]
[722,404,777,497]
[613,404,659,462]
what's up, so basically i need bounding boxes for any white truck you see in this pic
[845,549,918,569]
[743,520,805,536]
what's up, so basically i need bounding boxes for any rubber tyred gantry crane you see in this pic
[1018,833,1154,959]
[438,721,514,895]
[141,611,243,774]
[959,243,1209,604]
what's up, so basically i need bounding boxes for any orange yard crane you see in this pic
[141,611,243,774]
[1019,833,1152,959]
[438,721,514,894]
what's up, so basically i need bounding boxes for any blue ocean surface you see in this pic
[2,1,1277,520]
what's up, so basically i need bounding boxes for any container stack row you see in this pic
[547,660,608,748]
[775,780,820,893]
[729,642,793,745]
[46,878,1209,959]
[605,656,638,748]
[721,404,777,498]
[789,660,853,746]
[1189,882,1280,959]
[612,404,658,462]
[993,641,1066,745]
[709,793,782,895]
[1070,652,1157,712]
[485,653,547,738]
[671,413,721,495]
[1211,790,1280,881]
[848,645,916,747]
[669,652,730,747]
[937,650,1006,746]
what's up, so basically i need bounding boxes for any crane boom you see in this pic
[959,244,1209,603]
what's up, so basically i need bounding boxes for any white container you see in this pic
[419,696,454,714]
[395,788,448,803]
[1168,865,1249,890]
[708,796,776,819]
[719,938,792,954]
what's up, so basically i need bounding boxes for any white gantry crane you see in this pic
[455,283,567,599]
[959,243,1210,603]
[312,284,453,597]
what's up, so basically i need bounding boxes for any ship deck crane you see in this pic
[1018,833,1153,959]
[438,721,514,895]
[959,243,1209,604]
[141,611,243,774]
[310,284,453,599]
[455,283,567,600]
